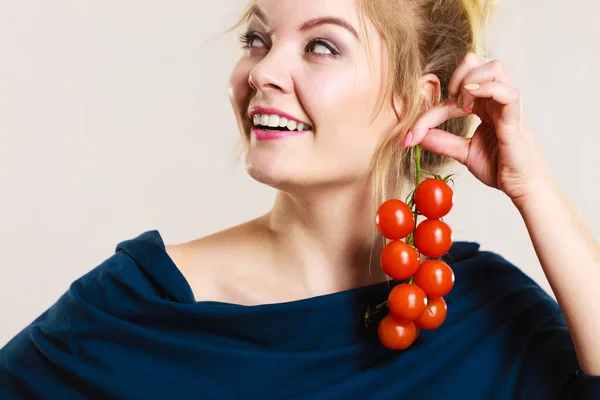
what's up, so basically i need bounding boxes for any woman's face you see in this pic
[229,0,400,190]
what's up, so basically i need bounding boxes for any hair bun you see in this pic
[461,0,498,56]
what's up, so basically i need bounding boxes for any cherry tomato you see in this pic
[388,283,427,321]
[376,199,415,240]
[414,259,455,298]
[377,314,418,350]
[415,297,447,330]
[380,241,420,280]
[414,219,453,258]
[414,179,454,219]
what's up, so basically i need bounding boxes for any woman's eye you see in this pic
[239,33,266,49]
[308,42,331,55]
[306,40,339,56]
[240,33,339,57]
[249,36,266,48]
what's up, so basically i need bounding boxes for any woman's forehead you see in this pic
[249,0,362,27]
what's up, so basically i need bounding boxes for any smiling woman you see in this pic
[1,0,600,399]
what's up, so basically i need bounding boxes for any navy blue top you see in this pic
[1,230,599,399]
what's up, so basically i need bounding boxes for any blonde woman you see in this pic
[1,0,599,398]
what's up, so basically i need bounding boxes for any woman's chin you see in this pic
[244,155,296,188]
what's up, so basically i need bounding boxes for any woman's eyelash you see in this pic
[302,37,341,57]
[238,31,341,57]
[238,32,263,48]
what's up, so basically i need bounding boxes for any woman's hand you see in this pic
[404,52,550,205]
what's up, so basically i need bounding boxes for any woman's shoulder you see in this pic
[69,229,197,306]
[451,244,546,293]
[163,228,239,303]
[447,243,562,331]
[162,217,273,303]
[166,220,258,275]
[450,243,551,297]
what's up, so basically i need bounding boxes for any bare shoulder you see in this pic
[164,216,271,303]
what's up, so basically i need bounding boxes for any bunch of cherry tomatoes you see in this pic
[368,145,456,350]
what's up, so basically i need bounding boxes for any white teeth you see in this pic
[268,114,280,127]
[252,113,311,131]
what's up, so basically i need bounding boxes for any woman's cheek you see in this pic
[307,72,358,124]
[228,64,252,115]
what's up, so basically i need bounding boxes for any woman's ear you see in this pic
[391,94,405,121]
[421,73,442,109]
[391,73,442,120]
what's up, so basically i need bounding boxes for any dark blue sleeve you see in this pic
[491,256,600,399]
[0,251,162,399]
[561,368,600,398]
[517,308,600,399]
[456,249,600,400]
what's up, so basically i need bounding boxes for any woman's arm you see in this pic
[513,171,600,375]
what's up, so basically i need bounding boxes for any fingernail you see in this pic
[403,131,413,149]
[463,107,472,113]
[464,83,480,91]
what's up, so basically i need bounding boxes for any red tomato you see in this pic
[377,314,418,350]
[414,260,455,298]
[415,297,447,330]
[414,219,453,258]
[380,241,420,280]
[414,179,454,219]
[376,199,415,240]
[388,283,427,321]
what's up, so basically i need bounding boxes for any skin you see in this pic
[171,0,600,375]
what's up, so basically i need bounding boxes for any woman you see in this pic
[1,0,599,398]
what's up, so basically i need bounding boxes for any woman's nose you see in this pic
[248,50,293,95]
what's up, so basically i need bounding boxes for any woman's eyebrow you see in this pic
[300,17,360,41]
[247,5,360,42]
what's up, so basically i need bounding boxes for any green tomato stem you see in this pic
[408,145,422,248]
[376,300,389,310]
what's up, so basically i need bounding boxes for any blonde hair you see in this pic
[230,0,497,243]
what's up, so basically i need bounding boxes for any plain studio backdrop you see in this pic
[0,0,599,346]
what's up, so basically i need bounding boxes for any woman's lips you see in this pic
[251,126,309,141]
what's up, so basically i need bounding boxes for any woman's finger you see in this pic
[418,128,470,165]
[463,81,521,106]
[459,60,514,111]
[449,53,484,113]
[406,98,470,148]
[448,52,484,98]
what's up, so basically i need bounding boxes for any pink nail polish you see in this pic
[403,131,413,149]
[464,107,472,113]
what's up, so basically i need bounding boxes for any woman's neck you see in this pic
[258,181,390,297]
